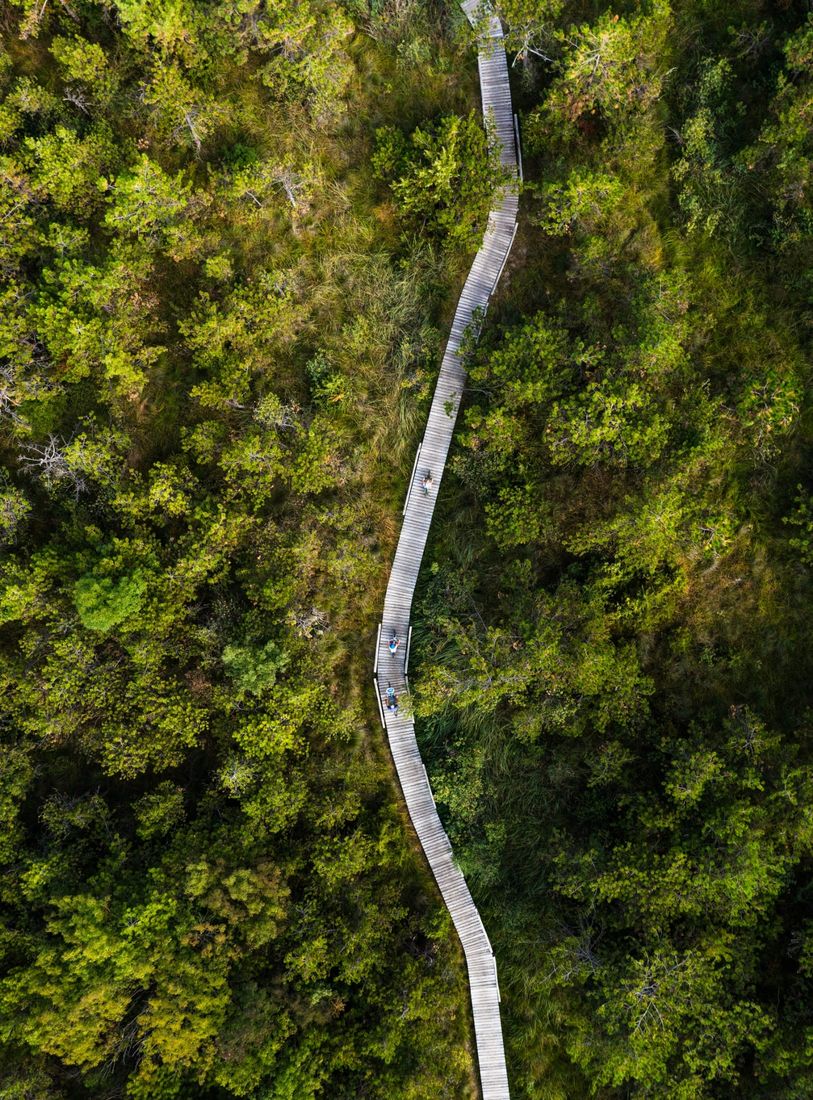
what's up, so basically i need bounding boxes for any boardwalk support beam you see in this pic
[404,443,422,516]
[514,113,523,182]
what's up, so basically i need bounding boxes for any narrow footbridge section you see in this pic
[373,4,518,1097]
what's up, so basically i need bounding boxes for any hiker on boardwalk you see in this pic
[388,634,400,655]
[421,471,434,496]
[385,684,398,714]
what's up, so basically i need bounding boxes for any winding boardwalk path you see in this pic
[373,4,518,1097]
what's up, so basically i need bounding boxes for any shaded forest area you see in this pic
[0,1,503,1096]
[413,0,813,1096]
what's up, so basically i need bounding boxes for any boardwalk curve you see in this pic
[373,4,518,1097]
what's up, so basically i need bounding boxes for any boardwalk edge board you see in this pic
[373,3,517,1097]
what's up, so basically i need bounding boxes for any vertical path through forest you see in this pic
[373,4,518,1096]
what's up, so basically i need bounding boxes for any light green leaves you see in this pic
[73,571,146,633]
[374,111,504,250]
[222,639,289,697]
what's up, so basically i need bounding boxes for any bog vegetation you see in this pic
[0,0,501,1096]
[412,0,813,1097]
[2,0,812,1098]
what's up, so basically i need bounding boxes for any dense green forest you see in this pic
[413,0,813,1097]
[2,0,813,1097]
[0,1,498,1096]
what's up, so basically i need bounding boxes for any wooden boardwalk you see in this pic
[373,5,517,1097]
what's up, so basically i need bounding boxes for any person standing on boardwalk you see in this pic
[421,472,434,496]
[385,684,399,715]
